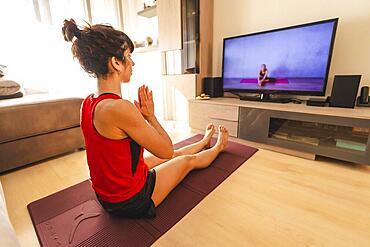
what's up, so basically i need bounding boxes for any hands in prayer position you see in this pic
[134,85,155,121]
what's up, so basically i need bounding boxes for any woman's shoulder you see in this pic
[104,99,142,125]
[99,98,135,116]
[93,98,138,131]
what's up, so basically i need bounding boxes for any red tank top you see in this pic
[80,93,148,203]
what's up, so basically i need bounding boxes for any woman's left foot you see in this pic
[215,125,229,152]
[202,123,215,149]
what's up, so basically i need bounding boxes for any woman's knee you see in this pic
[179,154,197,169]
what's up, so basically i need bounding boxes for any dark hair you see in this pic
[62,19,134,78]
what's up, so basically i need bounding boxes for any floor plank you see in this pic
[1,131,370,247]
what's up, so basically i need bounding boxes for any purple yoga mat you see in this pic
[28,134,258,247]
[240,78,289,84]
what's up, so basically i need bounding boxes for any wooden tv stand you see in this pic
[189,97,370,164]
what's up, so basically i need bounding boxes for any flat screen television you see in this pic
[222,18,338,98]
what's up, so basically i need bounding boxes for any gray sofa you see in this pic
[0,93,85,173]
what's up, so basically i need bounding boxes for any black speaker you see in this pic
[306,97,328,107]
[203,77,223,97]
[359,86,369,104]
[329,75,361,108]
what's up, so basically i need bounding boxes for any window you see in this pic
[0,0,122,95]
[0,0,165,122]
[49,0,86,26]
[90,0,120,28]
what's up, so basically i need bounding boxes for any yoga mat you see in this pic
[240,78,289,84]
[28,134,258,247]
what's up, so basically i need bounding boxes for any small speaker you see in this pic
[359,86,369,104]
[329,75,361,108]
[203,77,223,98]
[307,97,327,107]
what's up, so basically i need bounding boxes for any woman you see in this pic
[258,64,275,86]
[62,19,228,218]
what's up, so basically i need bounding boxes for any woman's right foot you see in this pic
[215,125,229,151]
[202,123,215,149]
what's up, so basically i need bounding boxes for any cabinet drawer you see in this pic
[189,102,239,121]
[189,102,238,137]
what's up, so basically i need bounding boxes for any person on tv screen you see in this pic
[258,64,275,86]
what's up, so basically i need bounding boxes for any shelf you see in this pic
[267,137,366,159]
[134,45,159,53]
[183,40,196,45]
[137,5,157,18]
[268,118,369,152]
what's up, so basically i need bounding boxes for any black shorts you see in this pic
[96,170,156,218]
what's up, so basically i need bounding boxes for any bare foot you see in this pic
[215,125,228,151]
[202,123,215,149]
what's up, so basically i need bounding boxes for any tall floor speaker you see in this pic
[329,75,361,108]
[203,77,223,97]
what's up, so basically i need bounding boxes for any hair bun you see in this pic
[62,19,81,42]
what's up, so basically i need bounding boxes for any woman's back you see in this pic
[81,93,148,203]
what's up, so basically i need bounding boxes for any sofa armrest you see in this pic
[0,180,21,247]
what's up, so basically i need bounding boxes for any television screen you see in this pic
[222,18,338,95]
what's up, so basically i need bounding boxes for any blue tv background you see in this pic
[223,21,335,91]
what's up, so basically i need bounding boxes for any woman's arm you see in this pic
[258,70,262,84]
[262,69,268,81]
[108,86,174,159]
[135,85,173,154]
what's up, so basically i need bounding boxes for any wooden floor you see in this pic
[1,131,370,247]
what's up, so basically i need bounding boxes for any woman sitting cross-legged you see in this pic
[62,19,229,218]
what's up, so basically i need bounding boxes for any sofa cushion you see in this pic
[0,127,84,173]
[0,94,83,144]
[0,180,21,247]
[0,80,21,96]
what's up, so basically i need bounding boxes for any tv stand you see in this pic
[189,97,370,164]
[239,93,292,103]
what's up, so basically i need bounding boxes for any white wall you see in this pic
[162,74,196,122]
[213,0,370,96]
